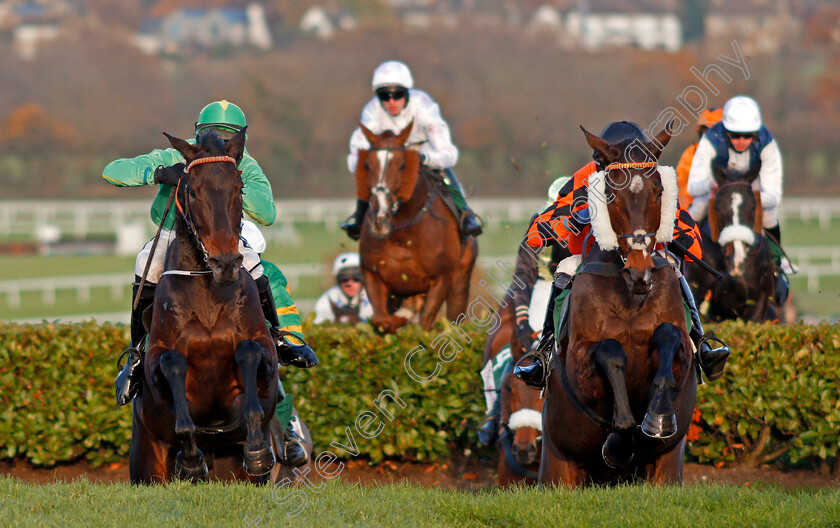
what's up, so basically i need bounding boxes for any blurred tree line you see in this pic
[0,22,838,200]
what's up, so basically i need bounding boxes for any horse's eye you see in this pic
[400,162,406,170]
[189,189,197,199]
[364,161,370,170]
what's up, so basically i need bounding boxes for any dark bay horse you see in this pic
[355,123,478,333]
[130,129,279,483]
[686,165,774,321]
[540,126,696,486]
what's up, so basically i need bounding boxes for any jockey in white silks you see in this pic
[341,60,482,240]
[687,95,792,302]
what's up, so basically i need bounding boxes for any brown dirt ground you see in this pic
[3,455,838,489]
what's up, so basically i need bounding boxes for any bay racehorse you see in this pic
[540,125,696,486]
[355,122,478,333]
[685,164,775,321]
[130,129,279,483]
[483,288,543,486]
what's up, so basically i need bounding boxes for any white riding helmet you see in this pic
[546,176,572,206]
[722,96,762,133]
[240,220,266,254]
[371,60,414,91]
[332,252,361,277]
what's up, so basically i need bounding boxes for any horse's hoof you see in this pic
[243,441,276,476]
[602,432,634,468]
[175,451,208,481]
[641,412,677,439]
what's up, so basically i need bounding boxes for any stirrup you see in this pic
[513,348,551,389]
[697,335,730,382]
[281,420,308,468]
[115,345,143,407]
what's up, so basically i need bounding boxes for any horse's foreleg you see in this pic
[538,435,588,487]
[159,349,208,481]
[129,397,169,484]
[642,323,682,439]
[364,271,399,333]
[644,436,686,485]
[235,340,276,477]
[418,277,450,330]
[591,340,635,431]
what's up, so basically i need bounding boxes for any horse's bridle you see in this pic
[175,155,238,267]
[602,161,659,266]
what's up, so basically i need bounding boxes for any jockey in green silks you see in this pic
[102,100,316,466]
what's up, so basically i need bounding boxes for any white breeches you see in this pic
[135,229,263,283]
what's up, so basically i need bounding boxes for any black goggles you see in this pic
[338,275,362,285]
[376,89,408,103]
[727,131,756,140]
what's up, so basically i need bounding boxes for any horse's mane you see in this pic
[195,129,228,156]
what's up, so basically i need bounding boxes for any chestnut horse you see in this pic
[355,123,478,333]
[540,125,696,486]
[686,164,775,321]
[130,129,279,483]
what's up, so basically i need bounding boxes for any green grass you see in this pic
[1,478,838,528]
[1,217,838,321]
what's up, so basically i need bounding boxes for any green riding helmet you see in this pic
[195,100,247,136]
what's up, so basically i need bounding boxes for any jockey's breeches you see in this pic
[135,229,264,283]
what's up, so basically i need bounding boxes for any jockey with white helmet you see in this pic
[314,253,373,324]
[342,60,482,239]
[687,95,790,301]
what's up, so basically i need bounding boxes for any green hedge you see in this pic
[0,320,838,472]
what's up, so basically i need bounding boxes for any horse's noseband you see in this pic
[371,184,401,215]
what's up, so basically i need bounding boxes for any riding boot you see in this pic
[765,224,791,304]
[282,415,309,468]
[341,199,369,241]
[513,273,571,389]
[442,169,483,236]
[477,390,502,446]
[256,275,319,369]
[679,273,730,382]
[115,277,155,407]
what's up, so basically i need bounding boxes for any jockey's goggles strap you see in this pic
[605,161,657,172]
[185,155,237,173]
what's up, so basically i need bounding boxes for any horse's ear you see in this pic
[395,120,414,146]
[360,123,378,145]
[744,159,761,184]
[225,126,247,162]
[164,132,200,161]
[581,126,619,164]
[646,121,674,160]
[711,164,726,186]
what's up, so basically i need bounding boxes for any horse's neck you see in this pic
[165,221,208,272]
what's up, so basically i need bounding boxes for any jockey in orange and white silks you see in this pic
[341,60,482,239]
[512,121,730,390]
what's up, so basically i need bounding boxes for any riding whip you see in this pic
[669,240,725,281]
[133,185,177,310]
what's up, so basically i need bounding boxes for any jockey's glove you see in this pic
[516,318,534,354]
[154,163,185,187]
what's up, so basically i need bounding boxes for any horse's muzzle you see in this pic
[209,254,243,284]
[371,211,392,237]
[622,266,652,294]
